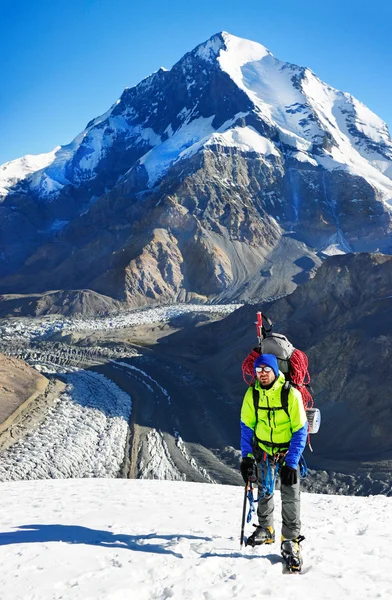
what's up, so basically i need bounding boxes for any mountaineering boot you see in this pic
[245,525,275,547]
[280,535,305,572]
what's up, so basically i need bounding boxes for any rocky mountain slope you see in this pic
[0,354,48,424]
[1,33,392,309]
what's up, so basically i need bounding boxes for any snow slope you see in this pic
[218,33,392,202]
[0,478,390,599]
[0,147,61,197]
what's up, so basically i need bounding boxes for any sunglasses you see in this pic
[255,366,273,373]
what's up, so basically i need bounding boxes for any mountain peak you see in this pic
[191,32,226,63]
[191,31,272,65]
[220,31,272,59]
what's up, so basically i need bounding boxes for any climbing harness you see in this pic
[245,453,308,524]
[246,453,283,523]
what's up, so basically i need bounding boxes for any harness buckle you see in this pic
[272,451,287,466]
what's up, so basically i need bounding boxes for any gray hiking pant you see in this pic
[256,460,301,540]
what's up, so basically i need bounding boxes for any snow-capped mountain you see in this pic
[1,32,392,307]
[2,33,391,202]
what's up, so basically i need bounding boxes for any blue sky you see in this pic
[1,0,391,165]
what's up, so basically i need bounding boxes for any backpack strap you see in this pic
[281,381,291,419]
[252,384,259,426]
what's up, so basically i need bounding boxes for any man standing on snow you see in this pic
[240,353,308,570]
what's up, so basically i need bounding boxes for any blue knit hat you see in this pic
[254,353,279,378]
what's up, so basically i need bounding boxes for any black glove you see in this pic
[280,465,298,486]
[240,457,256,484]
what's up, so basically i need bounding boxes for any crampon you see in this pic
[281,535,305,573]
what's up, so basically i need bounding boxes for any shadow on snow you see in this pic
[200,550,284,563]
[0,524,213,559]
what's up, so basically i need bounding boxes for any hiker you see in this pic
[240,353,308,569]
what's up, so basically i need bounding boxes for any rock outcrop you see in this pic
[0,290,122,318]
[0,354,48,425]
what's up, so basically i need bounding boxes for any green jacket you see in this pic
[240,372,307,457]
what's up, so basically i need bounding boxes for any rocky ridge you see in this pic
[0,289,122,318]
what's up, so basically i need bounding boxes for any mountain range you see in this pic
[1,32,392,310]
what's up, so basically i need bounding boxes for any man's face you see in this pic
[255,364,276,386]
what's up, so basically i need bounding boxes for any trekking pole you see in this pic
[240,480,252,548]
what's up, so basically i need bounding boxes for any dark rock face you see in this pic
[0,33,391,309]
[262,253,392,458]
[281,168,391,251]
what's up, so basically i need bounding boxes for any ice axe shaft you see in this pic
[240,480,252,548]
[255,311,263,349]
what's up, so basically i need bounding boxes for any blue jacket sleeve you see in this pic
[240,421,254,458]
[285,423,307,468]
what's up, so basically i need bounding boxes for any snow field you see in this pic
[0,367,132,481]
[0,478,390,600]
